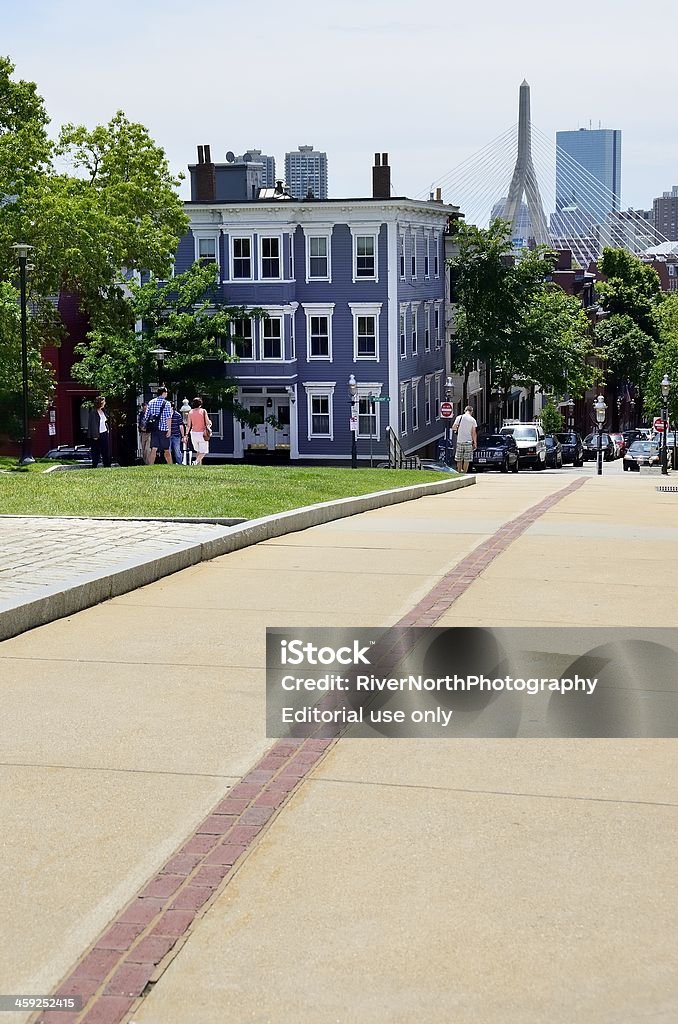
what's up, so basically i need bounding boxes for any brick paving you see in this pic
[0,518,232,607]
[30,478,588,1024]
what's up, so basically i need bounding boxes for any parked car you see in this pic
[556,431,584,466]
[583,433,615,461]
[419,460,459,474]
[609,432,626,457]
[622,428,651,449]
[623,440,661,471]
[544,434,563,468]
[499,423,546,469]
[44,444,93,463]
[472,434,520,473]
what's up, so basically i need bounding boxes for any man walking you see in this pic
[145,387,172,466]
[138,402,151,465]
[168,402,186,465]
[453,405,478,473]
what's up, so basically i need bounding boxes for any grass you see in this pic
[0,464,450,519]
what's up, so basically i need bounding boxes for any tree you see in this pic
[0,282,56,438]
[522,286,597,397]
[539,400,564,435]
[596,247,664,338]
[594,314,656,391]
[644,295,678,426]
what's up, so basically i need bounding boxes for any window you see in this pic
[289,233,294,279]
[400,311,406,358]
[231,318,254,360]
[357,316,376,358]
[355,235,376,278]
[198,237,217,264]
[400,385,408,435]
[434,234,440,277]
[412,306,418,355]
[434,304,440,344]
[412,380,419,430]
[425,378,431,424]
[310,395,331,437]
[399,234,405,279]
[232,237,252,279]
[262,318,282,359]
[261,237,281,279]
[434,375,441,419]
[424,236,430,278]
[411,231,417,278]
[358,396,378,438]
[308,236,329,279]
[206,410,222,437]
[309,316,330,358]
[425,305,430,351]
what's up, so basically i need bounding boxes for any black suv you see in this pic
[544,434,563,468]
[472,434,520,473]
[583,433,615,461]
[555,431,584,466]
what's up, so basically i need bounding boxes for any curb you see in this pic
[0,475,474,642]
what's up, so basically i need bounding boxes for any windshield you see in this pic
[557,433,577,443]
[504,427,537,440]
[585,434,610,444]
[629,442,658,453]
[478,435,506,446]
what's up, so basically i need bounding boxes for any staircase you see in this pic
[386,427,421,469]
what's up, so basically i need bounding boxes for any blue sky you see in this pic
[4,0,677,216]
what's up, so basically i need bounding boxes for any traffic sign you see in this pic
[369,396,390,404]
[441,402,454,419]
[654,417,668,433]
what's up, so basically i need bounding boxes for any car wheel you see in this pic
[512,456,519,473]
[574,459,583,467]
[500,457,509,473]
[623,463,629,471]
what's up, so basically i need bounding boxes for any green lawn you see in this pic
[0,464,449,519]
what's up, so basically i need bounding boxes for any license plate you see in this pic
[476,454,487,462]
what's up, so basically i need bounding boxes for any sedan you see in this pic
[609,432,626,457]
[583,433,615,461]
[623,441,661,471]
[544,434,563,468]
[556,431,584,466]
[472,434,520,473]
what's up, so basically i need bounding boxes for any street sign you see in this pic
[350,416,358,432]
[654,417,668,433]
[441,402,454,419]
[370,396,390,404]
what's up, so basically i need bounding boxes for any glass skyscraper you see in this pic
[555,128,622,227]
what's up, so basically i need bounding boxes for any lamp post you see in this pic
[567,398,575,430]
[593,394,607,477]
[149,346,170,387]
[660,373,670,476]
[348,373,358,469]
[12,243,34,465]
[444,375,455,465]
[180,397,191,465]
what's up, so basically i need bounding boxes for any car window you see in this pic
[504,427,537,440]
[478,435,505,445]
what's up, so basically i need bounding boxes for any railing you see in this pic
[386,426,421,469]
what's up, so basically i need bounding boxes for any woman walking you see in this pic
[87,396,112,468]
[187,397,212,465]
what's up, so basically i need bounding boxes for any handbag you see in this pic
[202,410,212,441]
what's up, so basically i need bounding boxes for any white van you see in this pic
[499,422,547,469]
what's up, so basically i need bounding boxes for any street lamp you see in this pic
[149,346,170,386]
[660,373,670,476]
[180,397,192,465]
[567,398,575,430]
[444,376,455,466]
[348,373,358,469]
[12,243,34,465]
[593,394,607,477]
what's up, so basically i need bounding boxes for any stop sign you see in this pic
[441,402,454,419]
[654,417,666,433]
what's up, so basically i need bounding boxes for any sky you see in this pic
[3,0,677,217]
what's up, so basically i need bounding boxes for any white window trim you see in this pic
[400,381,409,436]
[303,303,335,362]
[349,301,382,361]
[288,231,295,280]
[399,303,408,360]
[410,229,417,280]
[434,232,440,278]
[399,233,405,280]
[303,227,332,283]
[231,317,255,361]
[412,377,421,431]
[349,223,381,284]
[261,315,284,361]
[435,372,442,419]
[258,232,284,282]
[424,301,432,352]
[411,301,420,355]
[229,233,254,282]
[424,233,430,280]
[194,231,220,271]
[304,382,336,441]
[356,382,383,440]
[424,374,432,424]
[435,301,442,349]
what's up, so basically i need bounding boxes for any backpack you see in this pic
[145,400,167,432]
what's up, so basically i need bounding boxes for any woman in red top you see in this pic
[187,397,212,465]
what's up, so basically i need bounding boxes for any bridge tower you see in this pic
[501,80,549,245]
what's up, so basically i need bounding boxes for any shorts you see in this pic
[456,441,474,462]
[191,430,209,455]
[151,429,170,451]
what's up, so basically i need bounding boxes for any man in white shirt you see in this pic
[453,406,478,473]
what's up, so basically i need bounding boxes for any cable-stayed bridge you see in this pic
[419,81,676,267]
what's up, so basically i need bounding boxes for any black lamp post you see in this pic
[348,373,358,469]
[444,375,455,465]
[594,394,607,477]
[12,243,34,465]
[660,373,670,476]
[149,346,170,387]
[567,398,575,430]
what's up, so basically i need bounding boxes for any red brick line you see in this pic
[34,477,585,1024]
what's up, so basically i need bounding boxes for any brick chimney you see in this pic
[372,152,391,199]
[194,144,216,201]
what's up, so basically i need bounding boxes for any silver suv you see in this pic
[499,423,547,469]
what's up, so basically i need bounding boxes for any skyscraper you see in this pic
[653,186,678,241]
[237,149,276,188]
[555,128,622,227]
[284,145,328,200]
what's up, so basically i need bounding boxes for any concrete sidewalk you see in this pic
[1,472,677,1023]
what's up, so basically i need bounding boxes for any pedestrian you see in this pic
[137,402,151,465]
[187,397,212,465]
[145,386,172,466]
[87,396,112,468]
[453,405,478,473]
[168,402,186,465]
